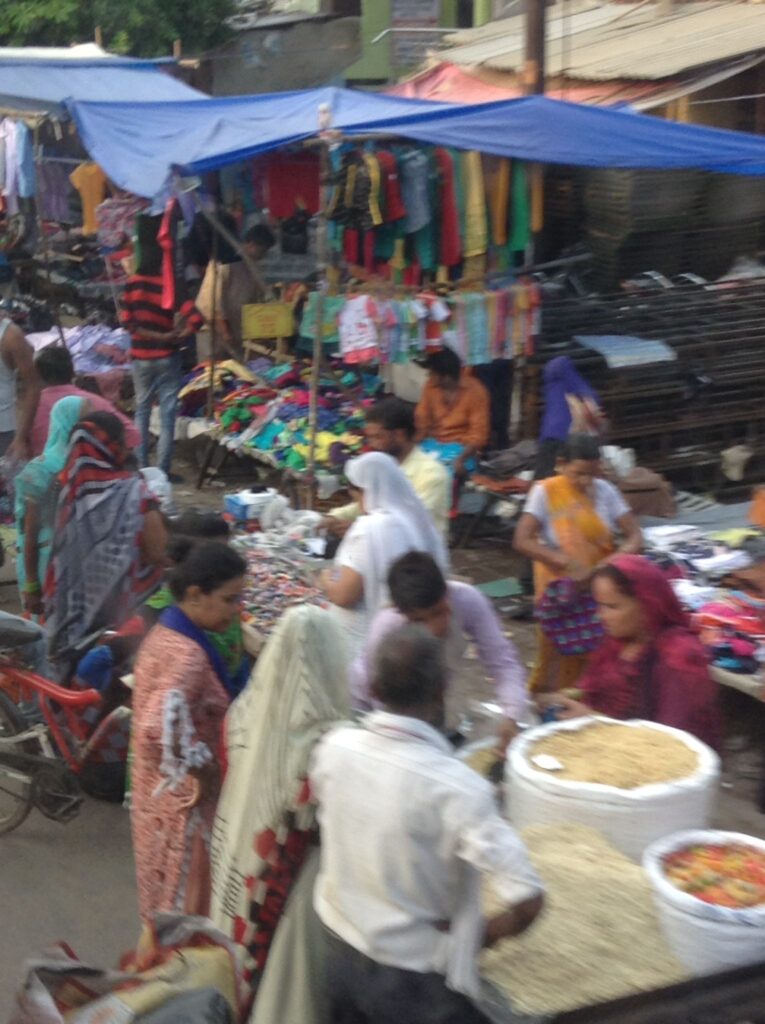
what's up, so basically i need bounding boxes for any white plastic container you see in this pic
[506,717,719,861]
[643,830,765,975]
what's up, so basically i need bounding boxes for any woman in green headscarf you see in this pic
[15,395,88,617]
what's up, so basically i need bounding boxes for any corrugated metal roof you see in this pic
[437,2,765,81]
[388,54,763,109]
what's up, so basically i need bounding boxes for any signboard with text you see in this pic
[391,0,442,67]
[391,0,441,25]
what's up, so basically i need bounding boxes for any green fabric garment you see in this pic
[300,293,345,348]
[509,161,531,253]
[15,395,87,596]
[145,586,244,675]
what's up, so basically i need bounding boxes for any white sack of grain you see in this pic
[481,824,688,1014]
[644,830,765,976]
[506,717,719,861]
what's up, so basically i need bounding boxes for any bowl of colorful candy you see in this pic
[644,830,765,975]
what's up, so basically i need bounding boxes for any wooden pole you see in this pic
[524,0,546,96]
[206,236,219,421]
[32,123,65,346]
[307,138,330,510]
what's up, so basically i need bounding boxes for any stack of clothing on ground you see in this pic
[26,321,131,405]
[178,357,380,473]
[644,524,765,677]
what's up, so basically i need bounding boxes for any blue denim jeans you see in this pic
[131,353,182,475]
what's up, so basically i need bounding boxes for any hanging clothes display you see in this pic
[337,294,381,364]
[298,281,541,367]
[263,151,321,218]
[16,122,36,200]
[510,162,531,254]
[0,119,19,215]
[434,148,461,269]
[96,195,149,250]
[37,161,73,223]
[69,162,108,235]
[485,155,511,248]
[461,151,488,259]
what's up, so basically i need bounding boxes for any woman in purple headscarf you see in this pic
[535,356,602,479]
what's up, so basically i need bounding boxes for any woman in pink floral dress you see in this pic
[131,541,246,924]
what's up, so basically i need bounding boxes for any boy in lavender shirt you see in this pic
[350,551,527,753]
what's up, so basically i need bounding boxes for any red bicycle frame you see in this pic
[0,665,101,773]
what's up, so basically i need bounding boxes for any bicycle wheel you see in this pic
[0,688,34,835]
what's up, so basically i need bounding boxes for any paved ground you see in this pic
[0,801,137,1019]
[1,447,764,1015]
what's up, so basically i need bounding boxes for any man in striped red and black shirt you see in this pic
[121,248,203,479]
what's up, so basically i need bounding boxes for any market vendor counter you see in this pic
[507,960,765,1024]
[711,664,763,702]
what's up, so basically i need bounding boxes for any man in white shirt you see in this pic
[312,625,543,1024]
[325,396,451,540]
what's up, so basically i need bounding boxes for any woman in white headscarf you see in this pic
[210,604,349,1024]
[319,450,449,660]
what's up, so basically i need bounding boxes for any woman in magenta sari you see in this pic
[544,554,721,750]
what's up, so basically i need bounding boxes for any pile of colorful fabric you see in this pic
[644,525,765,675]
[177,360,258,419]
[218,383,368,471]
[192,358,379,472]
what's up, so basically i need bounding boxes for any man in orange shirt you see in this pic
[415,347,490,476]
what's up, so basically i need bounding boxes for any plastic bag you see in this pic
[10,915,240,1024]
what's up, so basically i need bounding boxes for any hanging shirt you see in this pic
[37,161,72,223]
[461,151,488,258]
[96,195,148,250]
[0,120,19,215]
[434,148,461,268]
[376,150,406,222]
[69,162,108,236]
[337,294,380,364]
[510,162,531,254]
[265,150,320,218]
[16,122,36,199]
[485,155,511,248]
[400,149,431,235]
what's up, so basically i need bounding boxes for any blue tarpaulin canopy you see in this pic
[70,86,765,200]
[0,44,203,119]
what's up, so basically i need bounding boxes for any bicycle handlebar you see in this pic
[1,667,101,708]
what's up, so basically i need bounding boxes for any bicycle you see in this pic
[0,619,120,835]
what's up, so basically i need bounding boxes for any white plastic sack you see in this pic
[9,915,240,1024]
[601,445,636,478]
[643,829,765,975]
[139,467,173,515]
[506,717,719,861]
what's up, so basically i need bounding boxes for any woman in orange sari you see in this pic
[514,434,642,692]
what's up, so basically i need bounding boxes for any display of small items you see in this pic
[240,547,326,638]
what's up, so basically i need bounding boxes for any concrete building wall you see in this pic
[211,16,361,94]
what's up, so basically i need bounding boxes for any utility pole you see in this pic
[524,0,546,95]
